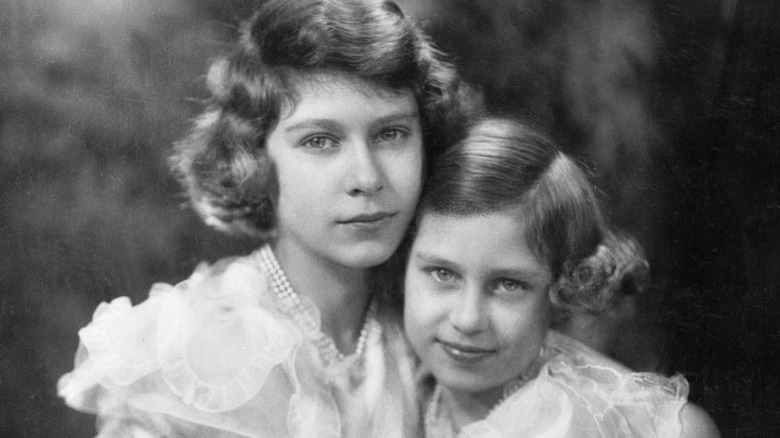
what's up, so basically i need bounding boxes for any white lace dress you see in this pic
[58,246,420,437]
[424,331,690,438]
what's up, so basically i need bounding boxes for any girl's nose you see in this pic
[448,287,487,335]
[346,142,384,196]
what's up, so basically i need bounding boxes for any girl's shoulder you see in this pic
[679,402,721,438]
[544,330,689,403]
[58,249,304,436]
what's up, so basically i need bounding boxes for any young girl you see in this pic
[58,1,472,436]
[404,118,720,437]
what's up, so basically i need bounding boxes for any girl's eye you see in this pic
[495,279,525,294]
[431,268,456,283]
[375,128,408,144]
[302,136,338,150]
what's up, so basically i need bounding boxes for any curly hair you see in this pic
[417,117,648,320]
[170,0,475,236]
[548,232,649,323]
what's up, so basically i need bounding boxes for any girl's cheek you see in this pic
[419,291,448,325]
[404,290,427,320]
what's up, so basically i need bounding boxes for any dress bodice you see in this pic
[58,248,420,437]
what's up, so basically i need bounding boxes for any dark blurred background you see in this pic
[1,0,777,436]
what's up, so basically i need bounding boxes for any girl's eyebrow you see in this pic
[412,251,462,271]
[372,111,420,126]
[490,267,550,283]
[284,119,341,133]
[283,111,418,134]
[414,251,550,282]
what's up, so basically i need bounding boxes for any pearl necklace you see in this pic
[258,245,377,367]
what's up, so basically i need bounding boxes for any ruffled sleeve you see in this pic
[461,331,690,438]
[58,256,303,437]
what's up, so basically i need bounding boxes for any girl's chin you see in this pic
[431,363,515,402]
[330,243,398,268]
[439,379,506,405]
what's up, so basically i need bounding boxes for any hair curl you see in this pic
[548,232,649,323]
[170,0,476,237]
[417,117,648,320]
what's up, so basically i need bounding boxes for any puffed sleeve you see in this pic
[58,256,304,437]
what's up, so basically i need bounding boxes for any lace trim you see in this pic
[78,297,158,385]
[77,259,302,413]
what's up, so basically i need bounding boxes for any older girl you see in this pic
[58,1,471,436]
[404,118,719,437]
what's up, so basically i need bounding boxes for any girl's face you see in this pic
[404,210,553,403]
[265,72,423,269]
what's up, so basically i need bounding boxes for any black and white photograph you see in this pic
[1,0,777,436]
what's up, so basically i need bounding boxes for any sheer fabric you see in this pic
[427,331,689,438]
[58,249,420,437]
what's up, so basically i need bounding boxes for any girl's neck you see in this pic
[270,239,372,354]
[439,385,504,432]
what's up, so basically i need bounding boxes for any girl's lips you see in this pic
[437,339,497,363]
[338,212,396,231]
[339,212,396,224]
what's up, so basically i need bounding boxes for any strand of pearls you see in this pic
[258,245,376,367]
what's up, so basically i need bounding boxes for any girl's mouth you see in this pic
[437,339,497,363]
[340,211,395,224]
[338,212,397,230]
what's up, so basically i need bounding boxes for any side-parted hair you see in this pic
[170,0,476,236]
[418,118,648,320]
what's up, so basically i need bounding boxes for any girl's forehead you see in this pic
[275,71,419,123]
[287,70,410,101]
[415,209,549,259]
[412,211,553,282]
[417,211,523,238]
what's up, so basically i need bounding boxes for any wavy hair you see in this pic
[170,0,475,236]
[417,118,648,320]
